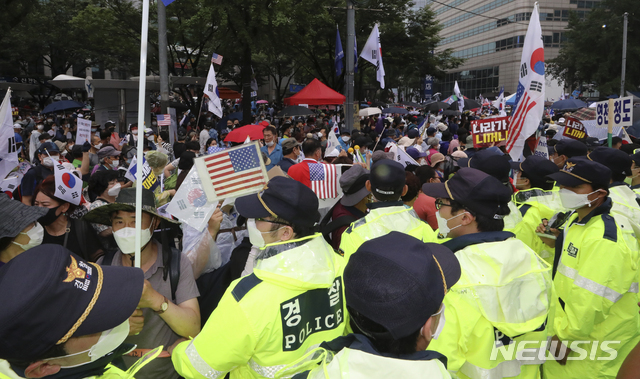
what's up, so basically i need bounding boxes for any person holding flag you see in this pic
[453,81,464,114]
[204,53,223,119]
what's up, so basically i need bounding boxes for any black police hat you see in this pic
[369,159,406,201]
[551,139,588,158]
[422,167,512,218]
[0,245,144,361]
[510,155,559,184]
[345,232,460,340]
[587,146,633,177]
[547,157,612,189]
[235,176,320,227]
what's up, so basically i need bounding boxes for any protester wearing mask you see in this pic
[533,158,640,378]
[260,126,282,171]
[422,168,553,379]
[547,139,588,169]
[125,124,139,147]
[92,146,121,174]
[277,138,301,174]
[87,170,122,250]
[28,124,44,162]
[87,134,102,167]
[0,195,48,267]
[85,188,200,379]
[285,233,460,379]
[172,177,348,379]
[0,245,151,379]
[20,142,59,206]
[33,177,102,261]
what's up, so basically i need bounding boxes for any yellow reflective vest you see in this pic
[339,202,437,261]
[429,232,554,379]
[512,189,565,265]
[609,182,640,226]
[543,199,640,379]
[172,234,348,379]
[503,201,523,232]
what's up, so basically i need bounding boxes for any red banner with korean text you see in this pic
[471,116,510,148]
[562,117,587,140]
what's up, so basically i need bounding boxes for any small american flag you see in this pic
[203,144,266,197]
[309,163,338,199]
[157,114,171,126]
[211,52,223,65]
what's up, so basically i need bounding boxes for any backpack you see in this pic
[318,202,359,246]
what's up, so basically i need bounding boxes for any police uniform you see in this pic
[339,159,437,260]
[171,177,348,379]
[423,169,554,379]
[544,159,640,379]
[0,245,149,379]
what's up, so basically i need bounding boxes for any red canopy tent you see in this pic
[218,87,242,100]
[284,79,346,106]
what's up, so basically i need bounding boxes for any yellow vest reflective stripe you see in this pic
[248,359,286,378]
[557,261,639,303]
[185,341,227,379]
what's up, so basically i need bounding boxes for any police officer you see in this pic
[629,152,640,193]
[548,139,588,169]
[540,158,640,378]
[284,232,461,378]
[339,159,437,260]
[422,168,553,379]
[0,245,152,379]
[171,177,347,379]
[510,155,561,264]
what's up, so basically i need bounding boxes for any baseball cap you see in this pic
[407,129,420,139]
[37,142,60,155]
[281,138,300,151]
[406,147,427,161]
[551,139,588,158]
[0,245,144,361]
[235,176,320,227]
[547,157,612,189]
[97,146,121,160]
[345,232,460,339]
[422,167,512,218]
[371,150,393,162]
[369,159,406,201]
[587,146,633,177]
[510,155,559,184]
[340,165,370,207]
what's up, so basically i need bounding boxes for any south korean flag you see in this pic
[53,158,83,205]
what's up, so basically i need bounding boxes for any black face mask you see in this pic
[38,205,62,226]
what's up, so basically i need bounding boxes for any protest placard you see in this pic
[470,116,509,148]
[595,96,633,128]
[562,117,587,140]
[76,118,92,145]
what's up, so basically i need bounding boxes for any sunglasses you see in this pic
[434,199,452,210]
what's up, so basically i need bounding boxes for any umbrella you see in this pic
[424,102,450,111]
[442,110,461,116]
[551,99,588,110]
[370,101,387,108]
[448,99,481,111]
[382,107,410,115]
[359,107,382,117]
[277,105,315,117]
[224,124,266,143]
[42,100,85,114]
[569,107,596,121]
[256,100,269,104]
[400,101,422,108]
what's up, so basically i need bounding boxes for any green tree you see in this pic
[548,0,640,95]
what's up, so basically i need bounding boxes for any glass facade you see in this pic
[434,66,500,100]
[441,0,516,28]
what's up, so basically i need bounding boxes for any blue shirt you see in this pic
[261,143,283,171]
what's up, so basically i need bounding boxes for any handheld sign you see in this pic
[562,117,587,140]
[595,96,633,128]
[76,118,92,145]
[471,116,509,148]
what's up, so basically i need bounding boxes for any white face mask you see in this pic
[435,210,466,238]
[37,125,44,130]
[423,303,446,340]
[246,218,285,248]
[110,160,119,169]
[558,188,599,210]
[107,183,122,197]
[42,156,56,167]
[47,319,130,369]
[12,222,44,250]
[266,141,275,147]
[113,219,154,254]
[317,132,323,138]
[341,136,350,142]
[94,143,103,150]
[147,135,154,142]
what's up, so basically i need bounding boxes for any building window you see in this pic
[434,66,500,99]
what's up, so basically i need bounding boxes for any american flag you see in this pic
[202,144,266,197]
[211,52,223,66]
[156,114,171,126]
[309,163,338,199]
[506,82,537,152]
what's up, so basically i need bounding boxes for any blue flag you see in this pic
[335,26,344,76]
[354,34,358,73]
[161,0,175,5]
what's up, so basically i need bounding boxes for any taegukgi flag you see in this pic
[53,160,82,205]
[453,81,464,113]
[204,59,223,118]
[506,2,545,160]
[0,89,18,181]
[360,24,385,89]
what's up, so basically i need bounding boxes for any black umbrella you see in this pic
[448,99,481,111]
[442,110,461,116]
[42,100,85,114]
[400,101,422,108]
[382,107,409,115]
[277,105,315,117]
[424,102,451,111]
[551,99,588,111]
[370,101,387,108]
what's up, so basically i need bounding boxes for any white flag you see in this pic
[453,81,464,113]
[167,166,216,232]
[360,24,385,89]
[505,3,545,161]
[53,160,82,205]
[243,135,251,144]
[85,77,94,98]
[326,127,342,152]
[0,89,18,181]
[388,143,419,167]
[204,63,223,118]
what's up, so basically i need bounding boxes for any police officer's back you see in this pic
[339,159,437,260]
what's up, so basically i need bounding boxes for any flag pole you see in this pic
[134,0,150,268]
